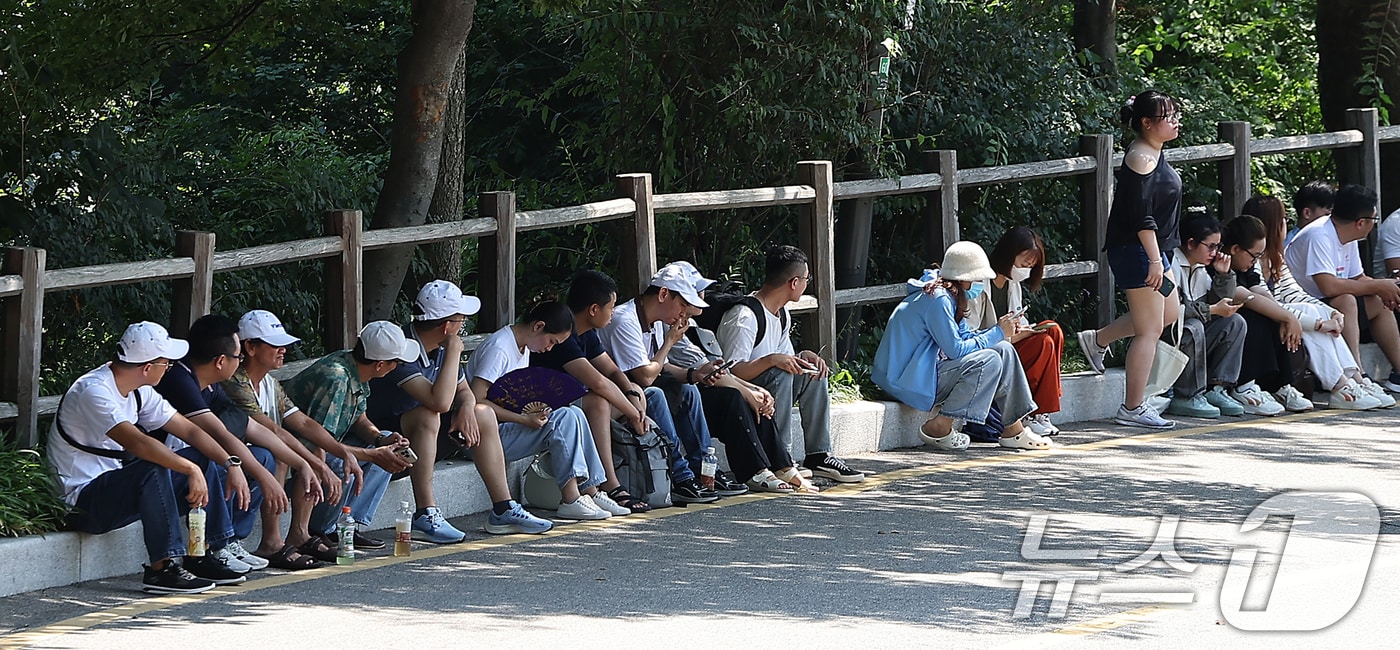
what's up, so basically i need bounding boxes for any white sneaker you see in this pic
[555,495,611,521]
[1359,378,1397,407]
[1114,402,1174,429]
[588,491,631,516]
[224,540,269,570]
[212,546,253,574]
[1229,381,1285,416]
[1077,329,1107,374]
[1028,413,1060,436]
[1329,381,1384,410]
[1272,385,1313,412]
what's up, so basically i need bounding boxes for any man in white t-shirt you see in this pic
[1284,184,1400,392]
[716,246,864,483]
[46,322,250,594]
[1377,207,1400,276]
[598,264,723,503]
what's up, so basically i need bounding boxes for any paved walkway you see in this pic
[2,409,1397,648]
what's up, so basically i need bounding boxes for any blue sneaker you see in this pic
[412,507,466,544]
[484,502,554,535]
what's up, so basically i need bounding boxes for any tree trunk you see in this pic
[424,46,467,288]
[362,0,477,321]
[1317,0,1400,212]
[1072,0,1117,82]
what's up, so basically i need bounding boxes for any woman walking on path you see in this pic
[1076,90,1183,430]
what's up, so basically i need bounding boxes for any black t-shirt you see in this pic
[530,328,605,372]
[1104,153,1182,252]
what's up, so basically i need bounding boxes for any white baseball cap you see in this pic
[359,321,422,363]
[669,260,717,293]
[238,310,301,347]
[414,280,481,321]
[650,263,709,308]
[117,321,190,364]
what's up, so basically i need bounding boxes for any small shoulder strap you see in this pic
[55,393,130,460]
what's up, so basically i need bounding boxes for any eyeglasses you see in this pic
[1245,249,1265,262]
[1203,242,1221,252]
[146,361,174,369]
[224,353,246,361]
[1153,112,1182,124]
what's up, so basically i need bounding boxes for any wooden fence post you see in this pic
[478,192,517,329]
[796,161,837,357]
[1218,121,1252,220]
[170,231,215,337]
[1,247,45,448]
[617,173,658,297]
[323,210,363,350]
[921,150,959,263]
[1347,108,1383,273]
[1080,134,1114,330]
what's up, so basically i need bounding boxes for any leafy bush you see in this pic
[0,446,70,537]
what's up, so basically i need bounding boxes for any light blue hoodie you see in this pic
[871,270,1007,412]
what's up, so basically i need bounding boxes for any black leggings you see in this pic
[1237,308,1311,393]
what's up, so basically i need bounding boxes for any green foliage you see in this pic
[0,446,70,537]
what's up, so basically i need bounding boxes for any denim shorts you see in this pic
[1107,244,1171,290]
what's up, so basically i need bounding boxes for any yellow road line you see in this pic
[2,410,1325,647]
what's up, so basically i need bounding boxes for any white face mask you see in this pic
[1009,267,1032,282]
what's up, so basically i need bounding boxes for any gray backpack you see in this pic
[610,418,672,508]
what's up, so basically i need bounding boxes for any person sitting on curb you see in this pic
[716,245,867,482]
[47,321,248,593]
[154,314,326,573]
[664,261,805,493]
[530,270,715,511]
[1164,217,1251,419]
[872,242,1051,452]
[1285,183,1400,397]
[284,321,418,554]
[368,280,552,539]
[467,302,622,521]
[222,309,366,569]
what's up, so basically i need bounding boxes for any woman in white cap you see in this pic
[872,241,1052,450]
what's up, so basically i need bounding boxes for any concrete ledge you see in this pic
[3,342,1388,597]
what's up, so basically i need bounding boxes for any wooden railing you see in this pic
[2,108,1395,446]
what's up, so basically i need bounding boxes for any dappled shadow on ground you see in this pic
[9,408,1398,645]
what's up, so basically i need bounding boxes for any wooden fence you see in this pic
[2,108,1396,447]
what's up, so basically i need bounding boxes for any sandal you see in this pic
[998,430,1054,450]
[607,486,653,513]
[258,543,322,571]
[919,419,970,450]
[745,469,795,493]
[296,535,338,563]
[774,467,820,493]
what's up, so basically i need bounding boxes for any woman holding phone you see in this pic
[1165,216,1252,418]
[1075,89,1183,429]
[872,241,1051,451]
[965,227,1065,436]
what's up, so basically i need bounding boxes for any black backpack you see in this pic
[690,280,788,351]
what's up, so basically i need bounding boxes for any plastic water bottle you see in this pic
[186,507,206,557]
[394,501,412,557]
[336,507,355,565]
[699,447,718,490]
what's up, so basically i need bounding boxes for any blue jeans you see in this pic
[310,447,393,535]
[663,382,713,477]
[485,405,607,491]
[64,447,235,563]
[230,445,275,541]
[934,341,1037,425]
[643,387,696,482]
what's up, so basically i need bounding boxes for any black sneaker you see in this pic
[671,478,720,504]
[353,530,386,550]
[712,471,750,497]
[184,553,248,585]
[142,561,216,594]
[804,454,865,483]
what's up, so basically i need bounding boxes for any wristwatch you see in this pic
[224,456,243,468]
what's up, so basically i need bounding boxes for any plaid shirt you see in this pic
[284,351,367,442]
[221,367,298,424]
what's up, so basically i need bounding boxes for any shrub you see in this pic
[0,445,70,537]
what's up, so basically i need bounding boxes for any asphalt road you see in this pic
[3,408,1397,649]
